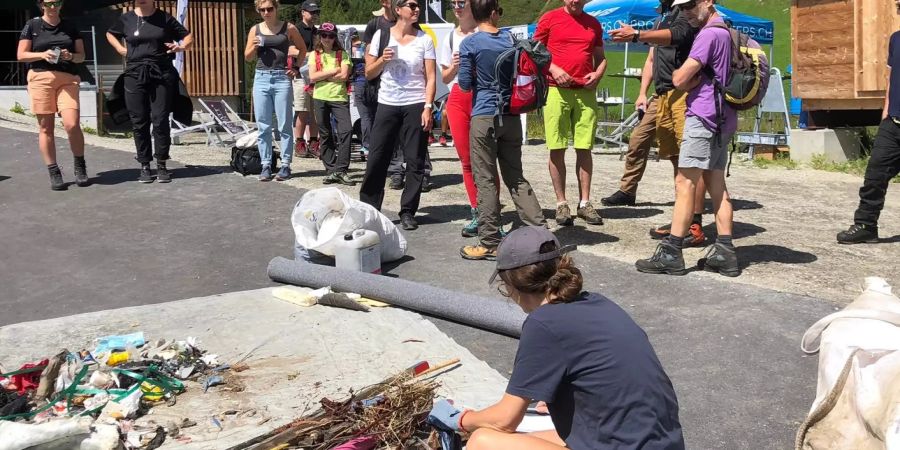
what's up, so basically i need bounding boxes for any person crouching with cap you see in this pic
[428,226,685,450]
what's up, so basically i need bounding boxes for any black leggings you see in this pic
[359,102,427,216]
[123,63,178,164]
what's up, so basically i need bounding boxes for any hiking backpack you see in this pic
[492,36,552,117]
[704,22,769,112]
[362,25,392,105]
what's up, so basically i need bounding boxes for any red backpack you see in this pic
[492,37,552,117]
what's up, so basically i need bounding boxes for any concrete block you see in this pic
[789,128,861,163]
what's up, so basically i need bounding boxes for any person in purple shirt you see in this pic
[636,0,740,277]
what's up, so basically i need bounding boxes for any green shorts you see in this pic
[542,86,598,150]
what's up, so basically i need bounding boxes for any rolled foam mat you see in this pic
[267,257,527,338]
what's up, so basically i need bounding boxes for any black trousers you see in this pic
[359,102,427,216]
[854,119,900,226]
[123,64,178,164]
[313,99,353,174]
[388,140,432,177]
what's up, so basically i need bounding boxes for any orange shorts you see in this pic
[26,70,80,115]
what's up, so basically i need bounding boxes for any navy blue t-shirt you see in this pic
[506,292,684,450]
[888,31,900,119]
[458,29,514,117]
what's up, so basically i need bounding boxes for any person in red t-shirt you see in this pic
[534,0,607,227]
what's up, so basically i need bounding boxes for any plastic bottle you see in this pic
[334,229,382,274]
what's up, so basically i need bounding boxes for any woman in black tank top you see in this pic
[244,0,307,182]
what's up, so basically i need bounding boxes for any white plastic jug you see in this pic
[334,229,382,274]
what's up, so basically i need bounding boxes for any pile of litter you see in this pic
[0,332,238,449]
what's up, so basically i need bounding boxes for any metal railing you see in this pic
[0,26,101,86]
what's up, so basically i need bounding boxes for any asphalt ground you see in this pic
[0,125,839,449]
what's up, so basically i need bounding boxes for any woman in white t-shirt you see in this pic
[359,0,436,231]
[439,0,482,238]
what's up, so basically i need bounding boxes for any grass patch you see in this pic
[809,154,900,183]
[9,102,26,115]
[82,126,97,135]
[752,153,798,170]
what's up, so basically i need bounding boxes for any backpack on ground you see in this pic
[230,146,279,176]
[492,36,552,118]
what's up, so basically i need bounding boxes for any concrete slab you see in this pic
[789,128,862,163]
[0,288,510,449]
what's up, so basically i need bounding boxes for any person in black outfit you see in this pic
[16,0,90,191]
[428,226,684,450]
[837,25,900,244]
[106,0,193,183]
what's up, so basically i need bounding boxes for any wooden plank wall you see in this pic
[791,0,856,100]
[156,1,241,96]
[854,0,900,96]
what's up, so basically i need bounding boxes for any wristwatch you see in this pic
[424,103,433,109]
[632,30,641,43]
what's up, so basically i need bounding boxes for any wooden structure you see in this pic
[791,0,900,127]
[146,1,243,97]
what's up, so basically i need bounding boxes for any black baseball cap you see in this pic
[488,226,575,284]
[301,0,321,12]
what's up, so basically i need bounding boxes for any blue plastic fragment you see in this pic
[203,375,225,392]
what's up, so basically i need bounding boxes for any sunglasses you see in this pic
[319,33,336,39]
[43,0,63,6]
[451,1,466,8]
[257,6,275,13]
[402,2,419,10]
[496,6,503,16]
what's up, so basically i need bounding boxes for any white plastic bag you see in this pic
[0,417,94,450]
[236,131,259,149]
[796,277,900,450]
[292,187,407,262]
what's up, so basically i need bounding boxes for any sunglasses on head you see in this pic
[257,6,275,13]
[451,1,466,8]
[43,0,63,6]
[319,33,336,39]
[679,0,696,9]
[402,2,419,10]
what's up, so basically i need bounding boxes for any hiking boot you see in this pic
[836,223,879,244]
[259,165,273,182]
[48,165,67,191]
[600,190,636,207]
[333,171,356,186]
[684,223,706,247]
[439,134,449,147]
[460,244,497,261]
[389,175,404,190]
[322,173,337,184]
[577,202,603,225]
[156,161,171,183]
[555,204,574,226]
[138,164,153,183]
[308,139,321,158]
[73,158,90,187]
[275,166,291,181]
[428,134,435,146]
[400,213,418,230]
[294,139,308,158]
[698,243,741,277]
[649,222,672,240]
[461,208,478,238]
[635,242,686,275]
[421,175,433,193]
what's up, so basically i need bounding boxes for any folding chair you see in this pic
[171,112,216,145]
[199,98,257,147]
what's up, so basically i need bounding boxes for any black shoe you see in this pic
[48,165,67,191]
[421,175,433,193]
[73,158,90,187]
[333,172,356,186]
[635,242,686,275]
[390,175,404,190]
[400,213,418,230]
[698,243,741,277]
[600,190,636,207]
[837,223,879,244]
[139,164,153,183]
[156,162,171,183]
[322,173,337,184]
